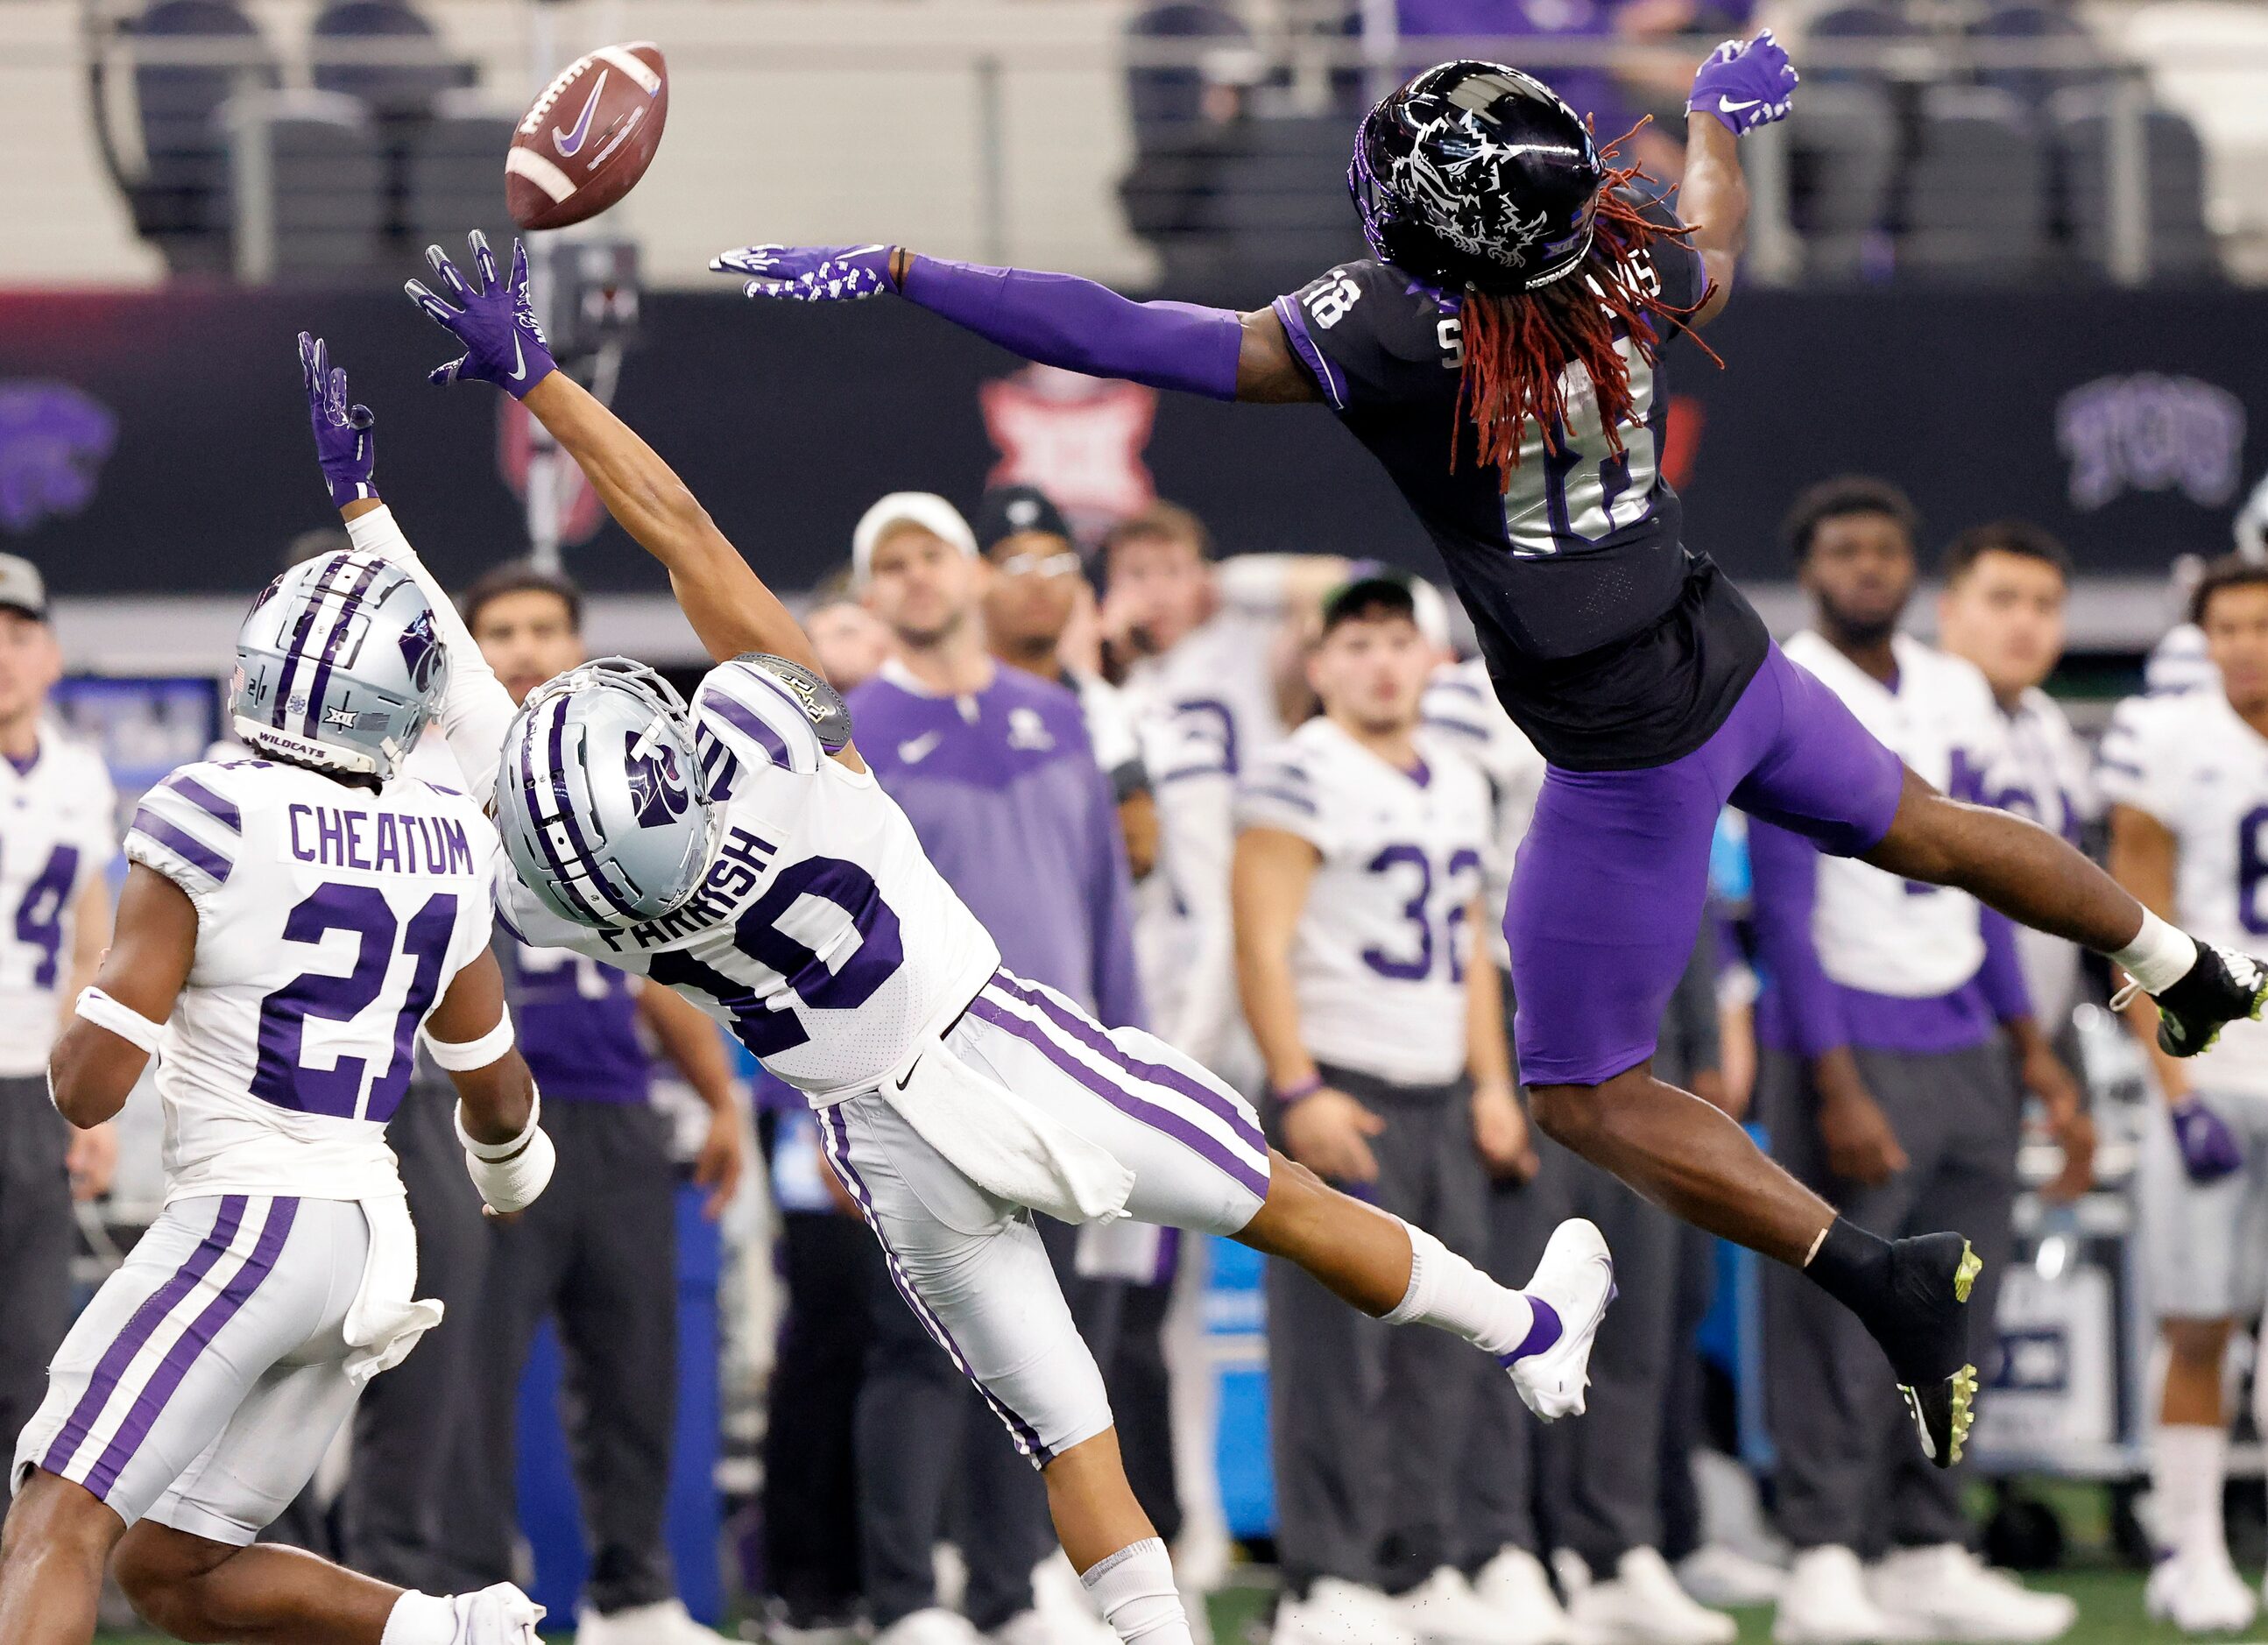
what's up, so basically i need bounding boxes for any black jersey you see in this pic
[1272,209,1770,773]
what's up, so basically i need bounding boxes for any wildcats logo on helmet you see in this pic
[625,734,690,828]
[397,611,444,693]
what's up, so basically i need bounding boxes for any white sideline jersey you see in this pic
[1976,686,2098,1027]
[1782,632,2004,999]
[123,759,500,1202]
[2100,689,2268,1099]
[0,732,117,1075]
[1237,717,1494,1087]
[498,658,1001,1099]
[1422,656,1547,966]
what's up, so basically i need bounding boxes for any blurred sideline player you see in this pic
[0,556,120,1464]
[385,234,1614,1645]
[1935,525,2101,1048]
[453,561,745,1645]
[2104,558,2268,1634]
[1748,480,2081,1645]
[712,41,2268,1465]
[0,475,550,1645]
[1234,573,1528,1645]
[849,487,1142,1645]
[807,597,895,695]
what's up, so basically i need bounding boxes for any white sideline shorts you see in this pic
[13,1194,369,1544]
[819,969,1271,1465]
[2139,1089,2268,1321]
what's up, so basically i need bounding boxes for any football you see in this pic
[505,42,669,232]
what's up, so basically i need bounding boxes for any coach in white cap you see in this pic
[0,554,121,1462]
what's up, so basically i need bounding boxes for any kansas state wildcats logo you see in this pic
[625,734,690,828]
[397,611,445,693]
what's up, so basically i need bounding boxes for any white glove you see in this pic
[456,1091,555,1215]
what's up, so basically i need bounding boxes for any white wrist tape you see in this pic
[422,1014,515,1072]
[456,1088,554,1213]
[75,987,165,1055]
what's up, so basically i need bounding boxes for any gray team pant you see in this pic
[1762,1041,2019,1555]
[0,1078,74,1470]
[1459,1171,1551,1570]
[1268,1064,1488,1597]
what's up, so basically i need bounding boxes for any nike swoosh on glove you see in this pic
[710,243,898,301]
[406,230,559,399]
[1687,29,1799,135]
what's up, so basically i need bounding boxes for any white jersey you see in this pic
[0,731,117,1076]
[2099,689,2268,1098]
[1422,656,1546,967]
[499,657,1001,1099]
[2145,623,2216,698]
[1782,632,2004,999]
[1976,685,2098,1027]
[123,758,500,1202]
[1119,560,1297,783]
[1237,717,1494,1086]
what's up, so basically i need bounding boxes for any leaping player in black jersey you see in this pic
[709,38,2267,1467]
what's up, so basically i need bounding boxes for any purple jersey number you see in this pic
[1364,843,1487,983]
[2238,805,2268,937]
[648,855,905,1061]
[250,884,459,1122]
[14,844,81,989]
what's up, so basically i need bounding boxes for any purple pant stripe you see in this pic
[968,994,1270,1202]
[81,1197,299,1499]
[988,974,1268,1161]
[820,1106,1050,1463]
[43,1196,248,1479]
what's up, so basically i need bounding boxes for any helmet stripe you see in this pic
[513,694,610,927]
[543,693,645,921]
[299,557,390,741]
[269,554,356,731]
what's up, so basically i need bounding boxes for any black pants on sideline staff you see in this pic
[764,1208,873,1627]
[0,1079,74,1467]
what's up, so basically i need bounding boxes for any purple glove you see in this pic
[297,331,377,510]
[406,231,557,399]
[2170,1096,2244,1183]
[709,244,898,301]
[1687,30,1799,135]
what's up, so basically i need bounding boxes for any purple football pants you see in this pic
[1508,643,1906,1087]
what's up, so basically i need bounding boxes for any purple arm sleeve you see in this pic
[1977,907,2034,1025]
[901,257,1243,401]
[1744,820,1851,1062]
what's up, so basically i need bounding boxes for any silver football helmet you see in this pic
[230,550,450,781]
[495,658,723,929]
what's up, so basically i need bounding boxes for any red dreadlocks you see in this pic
[1454,127,1719,484]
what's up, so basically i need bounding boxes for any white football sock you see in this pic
[1082,1538,1192,1645]
[2114,909,2200,995]
[1383,1221,1536,1355]
[2152,1424,2230,1558]
[380,1592,457,1645]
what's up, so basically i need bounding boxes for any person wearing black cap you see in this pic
[0,555,120,1464]
[1233,574,1530,1645]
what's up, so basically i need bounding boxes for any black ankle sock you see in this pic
[1803,1217,1895,1318]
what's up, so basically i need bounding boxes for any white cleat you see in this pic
[1869,1544,2074,1642]
[1396,1566,1520,1644]
[1568,1548,1736,1645]
[1273,1578,1424,1645]
[878,1608,986,1645]
[1676,1544,1787,1609]
[1772,1547,1900,1645]
[576,1598,734,1645]
[1504,1218,1615,1420]
[449,1582,547,1645]
[1470,1546,1572,1645]
[2146,1548,2258,1634]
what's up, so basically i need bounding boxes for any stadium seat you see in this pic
[1968,3,2112,115]
[1176,115,1363,295]
[130,0,279,272]
[1125,2,1254,152]
[221,89,386,281]
[2052,88,2220,282]
[309,0,473,124]
[401,94,516,251]
[1898,85,2051,282]
[1786,81,1898,282]
[1805,4,1923,84]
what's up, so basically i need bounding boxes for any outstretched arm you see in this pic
[1678,31,1798,325]
[708,243,1320,406]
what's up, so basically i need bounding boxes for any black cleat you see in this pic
[1868,1232,1983,1469]
[2145,942,2268,1058]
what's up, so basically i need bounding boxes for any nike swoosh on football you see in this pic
[552,68,611,158]
[898,732,943,764]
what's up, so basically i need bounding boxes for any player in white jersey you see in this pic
[0,526,550,1645]
[378,233,1614,1645]
[0,555,124,1464]
[2104,558,2268,1634]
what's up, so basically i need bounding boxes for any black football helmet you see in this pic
[1350,61,1607,294]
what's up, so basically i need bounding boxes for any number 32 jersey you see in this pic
[1272,193,1770,773]
[124,759,501,1201]
[498,659,1002,1100]
[2100,688,2268,1099]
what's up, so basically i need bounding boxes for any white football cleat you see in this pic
[1772,1547,1900,1645]
[575,1599,731,1645]
[1503,1218,1614,1420]
[1395,1567,1518,1644]
[1469,1546,1571,1645]
[2147,1548,2258,1634]
[1676,1543,1786,1608]
[1568,1549,1736,1645]
[1869,1545,2074,1642]
[1273,1578,1423,1645]
[878,1608,987,1645]
[450,1583,546,1645]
